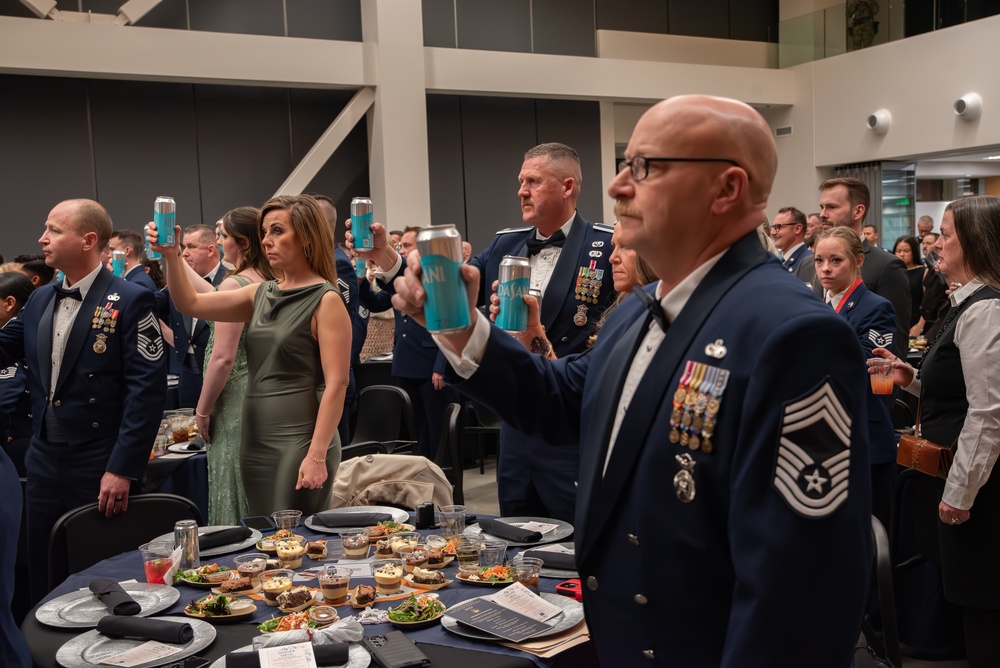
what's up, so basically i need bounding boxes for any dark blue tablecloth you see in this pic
[145,453,209,522]
[26,518,593,668]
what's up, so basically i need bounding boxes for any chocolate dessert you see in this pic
[276,586,313,609]
[354,584,377,606]
[219,577,253,593]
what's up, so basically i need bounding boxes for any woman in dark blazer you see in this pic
[873,196,1000,666]
[814,226,898,526]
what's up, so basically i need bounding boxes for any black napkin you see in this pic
[311,510,392,528]
[226,642,349,668]
[97,615,194,644]
[184,435,206,451]
[89,579,141,616]
[523,546,576,570]
[198,525,251,550]
[477,518,542,543]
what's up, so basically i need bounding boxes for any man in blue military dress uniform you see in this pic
[0,199,167,604]
[771,206,816,286]
[108,229,157,293]
[390,96,873,666]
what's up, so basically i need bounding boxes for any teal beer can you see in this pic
[416,225,470,334]
[496,255,531,332]
[111,250,126,278]
[149,196,175,260]
[351,197,374,250]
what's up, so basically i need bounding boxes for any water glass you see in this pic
[479,539,508,568]
[438,504,467,536]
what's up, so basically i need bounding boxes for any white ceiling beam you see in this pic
[0,16,372,88]
[274,86,376,196]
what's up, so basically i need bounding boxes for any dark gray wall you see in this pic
[0,74,368,258]
[0,0,363,39]
[426,95,604,255]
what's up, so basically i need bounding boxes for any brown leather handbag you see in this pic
[896,397,954,479]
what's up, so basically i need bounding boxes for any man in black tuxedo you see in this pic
[158,225,225,408]
[818,178,910,357]
[0,199,166,602]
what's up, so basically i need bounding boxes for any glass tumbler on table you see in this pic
[139,540,174,584]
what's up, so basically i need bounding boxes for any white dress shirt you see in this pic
[528,215,575,298]
[941,280,1000,509]
[50,263,103,399]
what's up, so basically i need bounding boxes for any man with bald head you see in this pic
[388,96,872,665]
[0,199,166,603]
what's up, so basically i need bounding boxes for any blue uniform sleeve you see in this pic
[358,275,393,313]
[855,297,897,358]
[107,289,168,480]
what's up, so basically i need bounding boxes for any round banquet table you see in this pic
[21,514,596,668]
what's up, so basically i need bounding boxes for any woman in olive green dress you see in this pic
[196,207,274,525]
[151,195,351,516]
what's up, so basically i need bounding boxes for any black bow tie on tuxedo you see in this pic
[632,286,667,332]
[525,229,566,257]
[53,285,82,302]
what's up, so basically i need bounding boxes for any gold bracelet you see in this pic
[195,410,210,418]
[308,456,326,465]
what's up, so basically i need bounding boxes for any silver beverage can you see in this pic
[416,225,471,334]
[173,519,200,571]
[351,197,374,250]
[528,288,542,316]
[111,250,126,278]
[149,196,176,260]
[496,255,531,332]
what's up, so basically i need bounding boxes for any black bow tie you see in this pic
[632,286,667,332]
[53,285,82,302]
[526,230,566,257]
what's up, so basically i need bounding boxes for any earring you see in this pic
[303,245,312,260]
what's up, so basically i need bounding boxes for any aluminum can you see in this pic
[149,196,176,260]
[173,519,200,570]
[416,225,471,334]
[111,250,126,278]
[496,255,531,332]
[351,197,374,250]
[355,257,367,278]
[415,502,435,530]
[528,288,542,316]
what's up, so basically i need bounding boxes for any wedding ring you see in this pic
[950,518,958,524]
[114,496,123,501]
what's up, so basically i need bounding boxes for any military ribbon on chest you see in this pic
[668,360,730,455]
[574,261,603,306]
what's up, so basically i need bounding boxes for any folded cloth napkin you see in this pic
[523,546,576,570]
[227,643,349,668]
[184,435,206,451]
[89,579,141,616]
[97,615,194,643]
[252,618,364,649]
[198,525,251,550]
[477,518,542,543]
[311,510,393,528]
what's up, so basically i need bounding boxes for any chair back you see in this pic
[468,401,502,431]
[350,385,417,453]
[433,403,464,505]
[328,454,453,510]
[48,493,202,591]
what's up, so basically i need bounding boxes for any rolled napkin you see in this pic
[184,435,206,451]
[89,579,141,616]
[97,615,194,644]
[227,643,348,668]
[477,518,542,543]
[311,510,393,528]
[198,525,252,550]
[252,618,364,649]
[523,546,576,570]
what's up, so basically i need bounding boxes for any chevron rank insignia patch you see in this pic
[773,379,852,518]
[0,365,16,380]
[137,311,163,362]
[868,330,893,348]
[337,278,350,304]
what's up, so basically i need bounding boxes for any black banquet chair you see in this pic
[464,401,501,474]
[434,403,465,505]
[47,493,203,592]
[349,384,418,454]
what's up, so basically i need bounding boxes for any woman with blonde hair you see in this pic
[814,226,898,525]
[150,194,351,515]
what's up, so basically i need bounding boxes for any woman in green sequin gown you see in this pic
[196,207,273,525]
[155,195,351,518]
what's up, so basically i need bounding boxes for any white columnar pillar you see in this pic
[599,100,618,225]
[361,0,432,230]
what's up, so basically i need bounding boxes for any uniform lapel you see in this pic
[541,213,586,329]
[574,299,650,544]
[35,289,56,398]
[577,232,768,562]
[56,269,114,393]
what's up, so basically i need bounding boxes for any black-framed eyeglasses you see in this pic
[617,156,743,182]
[770,223,801,232]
